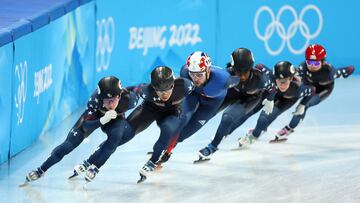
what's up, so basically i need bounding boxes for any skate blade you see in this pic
[84,177,92,182]
[137,174,147,184]
[230,144,249,151]
[269,138,288,143]
[18,180,29,187]
[68,172,79,179]
[193,157,210,164]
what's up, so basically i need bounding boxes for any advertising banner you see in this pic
[95,0,217,86]
[216,0,360,73]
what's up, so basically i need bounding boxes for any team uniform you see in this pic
[205,64,275,152]
[196,48,274,159]
[277,44,355,138]
[70,89,139,181]
[126,66,194,183]
[164,64,239,162]
[234,61,312,146]
[177,65,239,141]
[25,77,138,183]
[128,78,194,164]
[246,66,315,144]
[153,52,240,164]
[286,62,352,130]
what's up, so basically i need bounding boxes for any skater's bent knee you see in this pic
[221,113,235,124]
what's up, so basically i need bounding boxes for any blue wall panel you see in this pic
[0,44,13,164]
[9,2,95,157]
[95,0,217,86]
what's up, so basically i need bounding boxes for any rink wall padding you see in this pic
[0,44,13,164]
[0,1,96,164]
[0,0,359,164]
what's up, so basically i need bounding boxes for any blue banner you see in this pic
[95,0,217,86]
[9,2,95,157]
[216,0,360,73]
[51,2,96,128]
[0,44,12,164]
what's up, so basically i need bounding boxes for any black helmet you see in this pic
[273,61,296,79]
[97,76,122,99]
[151,66,175,91]
[230,48,254,73]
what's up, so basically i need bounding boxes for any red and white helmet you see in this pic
[186,51,212,72]
[305,44,326,60]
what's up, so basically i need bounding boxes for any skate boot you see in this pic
[26,168,45,182]
[69,160,90,179]
[270,126,294,143]
[194,144,217,164]
[19,168,45,187]
[84,164,99,182]
[277,126,294,137]
[199,144,217,158]
[140,160,156,177]
[238,130,257,147]
[137,160,156,183]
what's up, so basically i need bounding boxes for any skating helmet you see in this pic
[230,48,254,73]
[305,44,326,60]
[273,61,296,79]
[97,76,123,99]
[186,51,212,72]
[151,66,175,91]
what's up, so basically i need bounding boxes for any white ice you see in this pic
[1,78,360,203]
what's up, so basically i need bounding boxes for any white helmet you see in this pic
[186,51,212,72]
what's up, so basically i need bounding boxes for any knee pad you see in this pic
[221,113,235,125]
[161,122,178,136]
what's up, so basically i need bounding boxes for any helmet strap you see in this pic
[205,68,211,81]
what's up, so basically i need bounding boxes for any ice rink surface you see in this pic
[1,78,360,203]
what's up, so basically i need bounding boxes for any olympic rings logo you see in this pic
[14,61,28,125]
[254,5,323,55]
[96,17,115,73]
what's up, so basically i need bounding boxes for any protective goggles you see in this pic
[103,96,120,105]
[188,71,206,79]
[276,77,291,84]
[154,84,174,94]
[238,70,251,77]
[306,60,321,67]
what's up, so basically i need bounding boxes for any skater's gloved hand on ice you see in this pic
[343,65,355,78]
[100,110,117,125]
[293,104,305,116]
[262,99,274,115]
